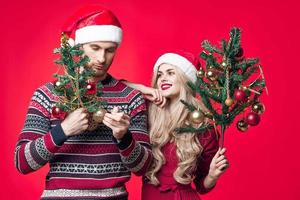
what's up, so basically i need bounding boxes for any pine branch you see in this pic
[175,124,213,134]
[180,100,196,112]
[202,40,222,54]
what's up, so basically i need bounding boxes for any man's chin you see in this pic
[92,72,108,81]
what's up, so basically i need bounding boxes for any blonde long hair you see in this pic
[146,66,208,185]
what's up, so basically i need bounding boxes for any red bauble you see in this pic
[234,89,248,102]
[246,112,260,126]
[52,106,67,120]
[235,48,244,58]
[86,82,96,95]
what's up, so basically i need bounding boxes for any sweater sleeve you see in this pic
[194,128,219,194]
[14,87,68,174]
[113,92,153,176]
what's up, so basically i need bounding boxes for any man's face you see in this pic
[82,41,117,81]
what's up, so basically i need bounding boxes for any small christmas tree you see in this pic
[180,28,267,147]
[51,33,107,131]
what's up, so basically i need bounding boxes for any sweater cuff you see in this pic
[50,124,68,146]
[113,131,133,150]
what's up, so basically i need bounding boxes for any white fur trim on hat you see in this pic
[75,25,122,44]
[154,53,197,83]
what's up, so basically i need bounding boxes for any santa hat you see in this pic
[62,5,122,46]
[153,51,200,83]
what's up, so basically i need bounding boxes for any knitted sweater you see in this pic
[14,75,152,200]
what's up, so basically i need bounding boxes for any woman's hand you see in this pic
[208,148,229,180]
[141,85,167,108]
[203,148,229,189]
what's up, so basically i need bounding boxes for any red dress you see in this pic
[142,129,219,200]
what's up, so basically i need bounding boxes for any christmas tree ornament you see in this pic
[225,98,234,107]
[234,89,248,102]
[190,110,205,124]
[92,108,107,123]
[252,102,265,114]
[87,114,99,131]
[236,119,248,132]
[206,69,218,81]
[246,112,260,126]
[52,106,67,120]
[235,48,244,58]
[86,82,97,95]
[197,68,205,78]
[54,80,62,88]
[221,62,227,67]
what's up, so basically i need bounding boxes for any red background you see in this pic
[1,0,300,199]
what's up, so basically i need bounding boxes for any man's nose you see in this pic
[96,51,106,64]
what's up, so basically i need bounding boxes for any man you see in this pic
[14,5,152,200]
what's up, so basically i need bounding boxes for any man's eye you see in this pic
[92,47,99,51]
[107,48,116,53]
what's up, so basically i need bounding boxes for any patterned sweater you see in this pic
[14,75,152,200]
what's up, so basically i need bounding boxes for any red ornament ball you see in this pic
[246,112,260,126]
[52,106,67,120]
[234,89,248,102]
[235,48,244,58]
[86,82,96,95]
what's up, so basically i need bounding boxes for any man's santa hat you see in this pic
[154,51,201,83]
[62,5,122,46]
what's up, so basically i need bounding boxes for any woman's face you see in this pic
[156,64,181,100]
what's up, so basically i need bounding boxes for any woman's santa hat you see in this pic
[62,5,122,46]
[154,51,201,83]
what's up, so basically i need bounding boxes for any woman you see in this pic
[124,51,229,199]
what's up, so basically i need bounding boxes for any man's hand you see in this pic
[61,108,89,137]
[103,107,131,140]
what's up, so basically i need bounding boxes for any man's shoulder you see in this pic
[32,81,57,101]
[108,77,144,98]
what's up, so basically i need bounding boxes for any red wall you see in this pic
[1,0,299,199]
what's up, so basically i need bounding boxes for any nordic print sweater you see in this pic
[14,75,152,199]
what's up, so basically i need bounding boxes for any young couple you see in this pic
[14,5,229,200]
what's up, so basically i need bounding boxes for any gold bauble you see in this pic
[252,102,265,115]
[190,110,205,124]
[92,108,107,123]
[236,119,249,132]
[225,98,234,107]
[197,68,205,78]
[206,69,217,81]
[87,120,98,131]
[55,81,62,87]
